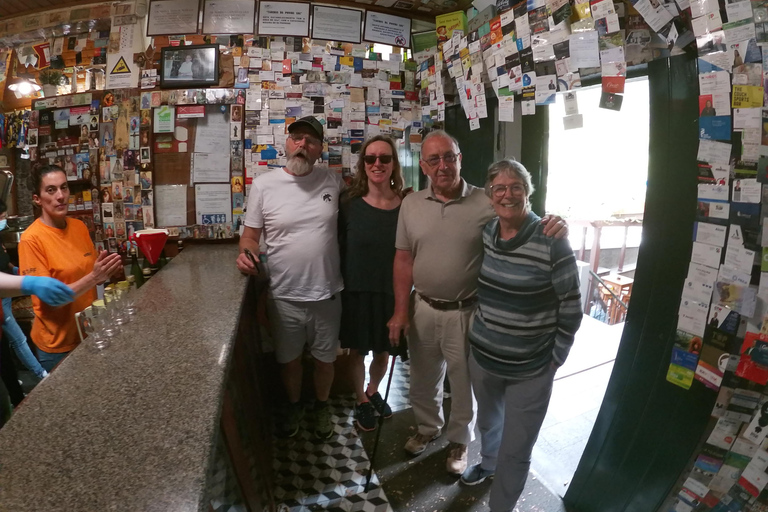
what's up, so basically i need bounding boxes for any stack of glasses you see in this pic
[81,277,139,351]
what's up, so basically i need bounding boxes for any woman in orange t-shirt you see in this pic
[19,165,123,372]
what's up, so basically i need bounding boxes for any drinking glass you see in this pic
[87,305,111,350]
[104,288,127,327]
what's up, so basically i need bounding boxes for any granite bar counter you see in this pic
[0,245,272,512]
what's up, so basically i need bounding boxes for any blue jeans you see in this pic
[35,348,69,373]
[2,298,47,378]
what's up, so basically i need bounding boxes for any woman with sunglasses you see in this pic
[339,135,406,432]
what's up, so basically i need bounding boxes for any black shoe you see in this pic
[276,402,304,438]
[355,401,376,432]
[366,391,392,418]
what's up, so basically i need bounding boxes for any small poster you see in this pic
[154,105,175,133]
[312,5,363,44]
[202,0,256,35]
[257,1,310,36]
[364,11,411,47]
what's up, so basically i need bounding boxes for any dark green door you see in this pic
[564,54,716,511]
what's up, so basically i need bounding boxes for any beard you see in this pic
[285,150,313,176]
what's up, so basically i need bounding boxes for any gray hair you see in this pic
[484,159,535,199]
[422,130,461,153]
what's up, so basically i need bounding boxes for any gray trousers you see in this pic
[469,353,555,512]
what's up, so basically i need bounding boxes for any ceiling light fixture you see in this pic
[8,78,41,96]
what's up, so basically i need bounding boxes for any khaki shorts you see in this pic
[267,295,341,364]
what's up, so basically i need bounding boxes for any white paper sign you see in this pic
[195,184,232,224]
[195,108,230,153]
[312,5,362,43]
[257,1,310,36]
[155,184,188,227]
[193,153,231,183]
[147,0,200,35]
[202,0,256,35]
[364,11,412,48]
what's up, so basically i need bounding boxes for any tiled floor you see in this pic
[204,313,623,511]
[271,395,392,512]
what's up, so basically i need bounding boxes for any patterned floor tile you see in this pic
[208,357,413,512]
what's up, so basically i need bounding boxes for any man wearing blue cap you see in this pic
[237,116,343,440]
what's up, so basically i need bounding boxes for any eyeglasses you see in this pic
[363,154,394,165]
[289,133,321,146]
[491,184,526,197]
[422,153,460,167]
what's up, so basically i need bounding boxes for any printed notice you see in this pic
[192,153,230,183]
[202,0,256,34]
[147,0,200,35]
[312,5,362,43]
[195,184,232,224]
[155,184,188,227]
[257,1,310,36]
[364,11,412,48]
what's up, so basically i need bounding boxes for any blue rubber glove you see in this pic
[21,276,75,306]
[12,266,18,275]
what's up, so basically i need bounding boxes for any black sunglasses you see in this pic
[363,155,394,165]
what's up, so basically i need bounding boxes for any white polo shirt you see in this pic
[244,166,344,301]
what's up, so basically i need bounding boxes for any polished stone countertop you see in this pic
[0,245,246,512]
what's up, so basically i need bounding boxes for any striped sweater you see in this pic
[468,212,583,379]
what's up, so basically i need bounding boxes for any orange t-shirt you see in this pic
[19,218,97,353]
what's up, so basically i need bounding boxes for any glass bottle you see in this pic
[158,249,168,269]
[130,247,145,288]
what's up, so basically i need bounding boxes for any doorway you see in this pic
[532,78,651,495]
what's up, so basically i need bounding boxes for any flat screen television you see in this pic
[160,44,219,89]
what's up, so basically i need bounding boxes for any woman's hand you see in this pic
[92,251,124,284]
[541,215,569,239]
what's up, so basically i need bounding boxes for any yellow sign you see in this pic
[111,56,131,75]
[732,85,764,108]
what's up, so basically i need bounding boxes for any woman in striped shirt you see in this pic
[460,159,582,512]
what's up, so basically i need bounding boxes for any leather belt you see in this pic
[419,294,478,311]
